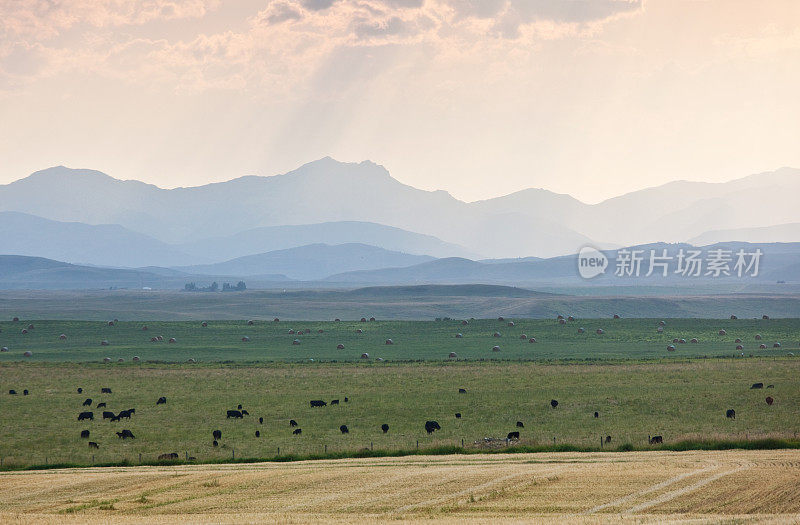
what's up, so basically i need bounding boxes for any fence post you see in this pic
[45,456,48,466]
[370,442,373,451]
[232,448,235,460]
[324,444,327,454]
[277,447,280,456]
[553,437,556,445]
[600,436,603,449]
[92,455,95,464]
[139,453,142,463]
[185,451,188,461]
[461,438,464,448]
[416,440,419,450]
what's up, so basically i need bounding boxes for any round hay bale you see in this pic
[659,320,666,326]
[103,357,111,363]
[718,330,727,336]
[133,356,140,362]
[12,317,19,322]
[762,315,770,320]
[142,325,148,331]
[117,358,124,363]
[557,315,564,320]
[766,396,774,405]
[168,338,176,343]
[730,315,738,320]
[100,340,110,346]
[735,338,742,343]
[493,332,501,338]
[304,329,311,334]
[568,316,575,321]
[507,321,515,327]
[376,357,384,362]
[59,334,67,340]
[673,338,679,344]
[247,320,254,326]
[21,329,28,334]
[657,326,664,333]
[613,314,620,319]
[187,358,196,363]
[679,339,687,344]
[288,329,295,335]
[461,320,468,325]
[370,317,376,322]
[520,334,527,340]
[292,339,300,345]
[759,344,767,349]
[578,327,585,334]
[273,318,280,322]
[150,337,158,342]
[201,322,208,327]
[736,345,744,350]
[492,345,501,352]
[596,329,604,335]
[334,318,340,322]
[690,338,698,344]
[241,336,250,342]
[361,352,369,359]
[667,345,675,351]
[755,334,762,340]
[449,352,457,358]
[455,333,463,338]
[318,329,324,333]
[360,318,367,322]
[356,328,363,334]
[529,337,537,343]
[558,319,566,325]
[27,324,34,330]
[385,339,393,345]
[337,343,345,349]
[497,317,505,322]
[0,347,8,352]
[23,350,33,357]
[773,342,781,348]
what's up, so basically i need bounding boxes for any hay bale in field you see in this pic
[201,322,207,327]
[157,336,163,341]
[274,318,280,322]
[679,339,686,344]
[449,352,457,358]
[762,315,770,320]
[361,352,369,359]
[150,337,158,342]
[133,356,140,362]
[596,329,604,335]
[755,334,762,340]
[659,320,666,326]
[356,328,363,334]
[520,334,527,340]
[12,317,19,322]
[376,357,384,362]
[21,329,28,334]
[242,336,250,342]
[100,340,110,346]
[247,320,254,325]
[385,339,393,345]
[117,358,124,362]
[672,338,679,343]
[23,350,32,357]
[613,314,620,319]
[759,344,767,349]
[718,330,727,335]
[497,317,504,322]
[492,345,500,352]
[337,343,345,349]
[667,345,675,351]
[318,329,324,333]
[557,315,564,320]
[187,358,196,363]
[773,342,781,348]
[27,324,34,330]
[657,326,664,333]
[0,347,8,352]
[455,333,463,338]
[578,327,585,334]
[107,321,114,326]
[507,321,515,327]
[735,338,742,343]
[142,325,148,331]
[730,315,738,320]
[529,338,537,343]
[493,332,502,338]
[168,338,176,343]
[59,334,67,340]
[288,329,295,334]
[461,320,468,325]
[568,316,575,322]
[558,318,566,325]
[292,339,300,345]
[103,357,111,362]
[370,317,376,322]
[334,318,340,322]
[736,345,744,350]
[360,317,367,322]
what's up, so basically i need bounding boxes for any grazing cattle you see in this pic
[459,388,467,394]
[156,396,167,405]
[290,419,298,427]
[751,383,764,389]
[425,420,441,434]
[259,417,263,424]
[293,428,302,435]
[227,410,243,419]
[340,425,349,434]
[77,387,83,393]
[8,389,16,395]
[97,402,106,408]
[331,399,339,405]
[550,399,558,409]
[102,411,115,420]
[82,398,92,406]
[116,429,135,439]
[648,435,663,444]
[80,430,90,438]
[516,421,524,428]
[344,397,349,403]
[78,411,94,421]
[255,430,260,437]
[89,442,99,449]
[241,410,249,416]
[213,430,222,440]
[455,413,461,418]
[101,388,112,394]
[726,409,736,419]
[605,436,612,444]
[158,453,179,460]
[594,412,599,418]
[766,396,774,406]
[23,389,28,396]
[507,431,520,440]
[381,424,389,433]
[117,409,133,419]
[310,400,327,407]
[767,384,774,388]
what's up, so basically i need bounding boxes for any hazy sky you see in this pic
[1,0,798,203]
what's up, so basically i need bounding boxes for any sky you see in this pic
[1,0,798,203]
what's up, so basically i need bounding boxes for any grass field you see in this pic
[1,359,799,469]
[1,450,799,523]
[1,317,798,363]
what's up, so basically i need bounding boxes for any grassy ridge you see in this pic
[1,359,799,469]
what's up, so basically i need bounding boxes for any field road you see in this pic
[0,450,799,523]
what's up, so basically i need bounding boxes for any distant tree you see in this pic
[184,282,197,291]
[209,281,218,292]
[236,281,247,291]
[222,282,231,291]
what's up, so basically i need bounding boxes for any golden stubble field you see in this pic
[1,450,799,524]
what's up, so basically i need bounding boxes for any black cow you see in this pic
[80,430,90,438]
[213,440,219,447]
[340,425,349,434]
[82,398,93,406]
[381,424,389,433]
[516,421,524,428]
[77,388,83,394]
[290,419,298,427]
[118,409,132,419]
[97,402,106,408]
[258,417,263,424]
[89,441,99,449]
[78,411,94,421]
[23,389,28,395]
[649,435,663,444]
[213,430,221,440]
[310,400,327,407]
[102,411,115,420]
[726,409,736,419]
[255,430,260,437]
[293,428,302,435]
[425,420,441,434]
[507,431,520,440]
[241,409,249,416]
[458,388,467,394]
[550,399,559,409]
[237,404,242,410]
[156,396,166,405]
[226,410,243,419]
[751,383,764,389]
[101,388,112,394]
[8,390,16,395]
[331,399,339,405]
[344,397,349,403]
[605,435,612,444]
[594,411,599,418]
[455,413,461,418]
[116,429,135,439]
